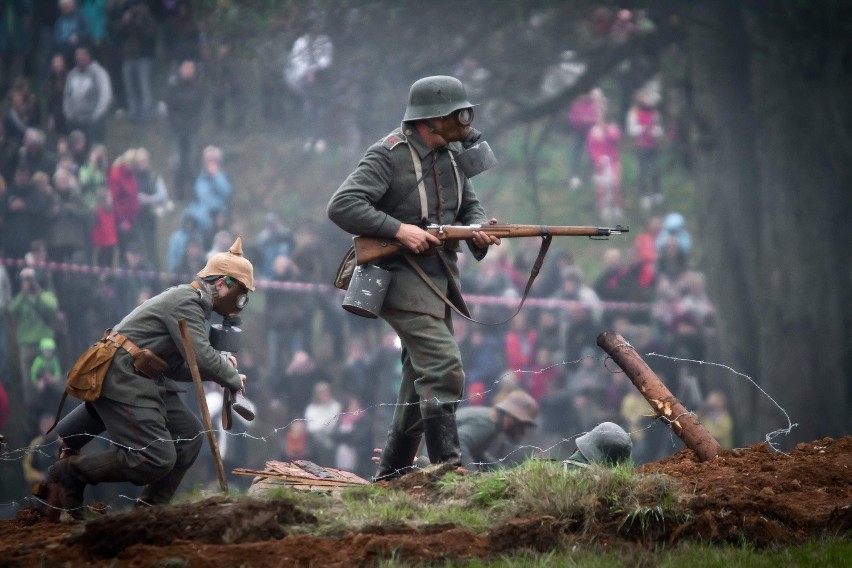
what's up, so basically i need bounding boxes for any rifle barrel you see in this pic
[427,224,629,238]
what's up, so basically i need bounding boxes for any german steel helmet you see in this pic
[575,422,633,465]
[495,390,539,425]
[403,75,476,122]
[197,236,255,291]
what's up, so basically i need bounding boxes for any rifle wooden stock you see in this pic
[352,223,628,265]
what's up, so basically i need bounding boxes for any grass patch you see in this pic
[253,459,687,539]
[372,537,852,567]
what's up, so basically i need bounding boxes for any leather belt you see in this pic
[104,329,144,358]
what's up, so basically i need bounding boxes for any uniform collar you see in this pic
[190,278,214,320]
[401,122,443,160]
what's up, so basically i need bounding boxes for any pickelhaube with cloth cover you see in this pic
[197,236,255,291]
[402,75,477,122]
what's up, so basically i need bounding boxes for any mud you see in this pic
[1,436,850,567]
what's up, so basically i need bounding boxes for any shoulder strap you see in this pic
[447,151,462,216]
[406,143,429,220]
[401,234,553,326]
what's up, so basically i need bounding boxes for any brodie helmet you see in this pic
[197,235,255,291]
[403,75,477,122]
[495,390,539,425]
[575,422,633,465]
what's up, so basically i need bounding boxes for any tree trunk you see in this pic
[685,0,763,445]
[686,0,852,445]
[749,5,852,442]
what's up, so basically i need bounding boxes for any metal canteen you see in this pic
[342,264,391,318]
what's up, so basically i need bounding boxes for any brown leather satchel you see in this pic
[65,332,122,402]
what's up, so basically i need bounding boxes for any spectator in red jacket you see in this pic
[107,149,139,255]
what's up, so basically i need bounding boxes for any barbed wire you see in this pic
[0,350,794,517]
[646,352,797,452]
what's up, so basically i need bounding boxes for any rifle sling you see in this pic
[401,234,552,326]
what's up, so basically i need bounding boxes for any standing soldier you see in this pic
[47,237,254,518]
[327,76,501,480]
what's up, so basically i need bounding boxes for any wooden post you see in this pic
[178,319,229,493]
[597,331,721,462]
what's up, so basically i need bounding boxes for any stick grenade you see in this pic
[178,319,229,493]
[597,331,721,462]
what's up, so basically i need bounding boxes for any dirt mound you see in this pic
[1,437,849,566]
[639,435,852,545]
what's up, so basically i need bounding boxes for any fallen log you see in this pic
[597,331,721,462]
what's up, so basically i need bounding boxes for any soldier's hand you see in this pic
[472,218,501,249]
[226,353,238,368]
[238,373,247,394]
[395,223,441,254]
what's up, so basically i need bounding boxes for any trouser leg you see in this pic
[136,391,203,506]
[381,309,465,468]
[55,402,106,455]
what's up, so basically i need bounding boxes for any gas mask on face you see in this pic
[426,108,498,178]
[209,314,242,353]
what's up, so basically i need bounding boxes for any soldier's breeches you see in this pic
[91,393,204,486]
[381,309,465,436]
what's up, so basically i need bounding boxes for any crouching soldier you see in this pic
[47,237,254,518]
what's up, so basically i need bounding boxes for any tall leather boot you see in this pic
[48,451,127,519]
[423,414,462,467]
[374,430,422,482]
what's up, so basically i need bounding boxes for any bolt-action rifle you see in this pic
[352,223,629,265]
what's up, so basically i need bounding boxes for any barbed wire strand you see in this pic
[0,351,792,515]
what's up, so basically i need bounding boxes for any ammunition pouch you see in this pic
[131,348,168,378]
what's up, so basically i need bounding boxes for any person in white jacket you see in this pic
[63,44,112,144]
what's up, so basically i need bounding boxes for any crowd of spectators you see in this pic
[0,2,730,495]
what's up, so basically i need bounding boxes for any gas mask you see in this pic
[456,126,497,178]
[209,314,242,353]
[427,108,497,177]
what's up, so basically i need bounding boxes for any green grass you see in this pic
[373,537,852,567]
[160,461,849,566]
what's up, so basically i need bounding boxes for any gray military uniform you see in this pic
[328,125,489,471]
[57,281,241,503]
[456,407,501,470]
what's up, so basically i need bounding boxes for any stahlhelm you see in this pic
[198,235,255,291]
[403,76,477,122]
[575,422,633,465]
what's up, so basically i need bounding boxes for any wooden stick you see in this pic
[597,331,721,462]
[178,319,229,493]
